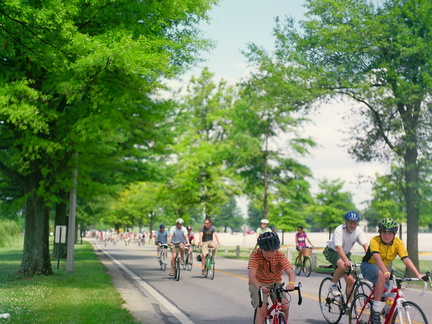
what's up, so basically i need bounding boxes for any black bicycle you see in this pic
[170,244,182,281]
[318,262,372,324]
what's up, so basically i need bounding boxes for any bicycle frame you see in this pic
[258,283,303,324]
[350,270,431,324]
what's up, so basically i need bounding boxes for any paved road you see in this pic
[88,238,432,324]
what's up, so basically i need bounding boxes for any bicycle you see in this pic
[204,247,215,280]
[319,262,373,324]
[349,270,431,324]
[294,246,312,277]
[170,243,184,281]
[255,282,303,324]
[183,243,194,271]
[158,243,168,271]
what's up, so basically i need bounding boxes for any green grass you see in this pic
[0,238,138,324]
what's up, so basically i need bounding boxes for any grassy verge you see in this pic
[0,237,138,324]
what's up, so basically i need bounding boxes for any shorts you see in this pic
[323,247,351,269]
[296,245,306,251]
[201,241,216,255]
[360,262,393,294]
[249,283,288,308]
[170,242,185,254]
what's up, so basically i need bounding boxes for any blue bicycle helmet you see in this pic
[344,211,361,222]
[257,232,280,251]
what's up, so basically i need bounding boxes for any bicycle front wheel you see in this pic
[160,250,166,271]
[391,301,428,324]
[186,251,193,271]
[175,256,181,281]
[349,293,371,324]
[210,258,215,280]
[294,256,301,275]
[303,257,312,277]
[277,313,287,324]
[318,277,343,324]
[353,281,372,298]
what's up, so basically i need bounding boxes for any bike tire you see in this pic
[278,313,287,324]
[187,251,193,271]
[210,257,215,280]
[353,281,372,298]
[304,257,312,277]
[182,252,188,270]
[391,300,429,324]
[294,256,301,275]
[349,293,370,324]
[161,250,166,271]
[318,277,343,324]
[175,256,181,281]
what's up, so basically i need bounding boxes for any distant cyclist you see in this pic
[155,224,168,260]
[323,211,368,298]
[199,218,220,275]
[248,232,296,324]
[186,226,195,252]
[361,218,425,324]
[255,219,271,238]
[168,218,189,276]
[295,226,314,265]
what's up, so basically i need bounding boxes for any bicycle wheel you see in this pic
[182,251,188,270]
[349,293,371,324]
[318,277,343,324]
[391,301,428,324]
[210,257,215,280]
[353,281,372,298]
[160,250,166,271]
[278,313,287,324]
[186,251,193,271]
[303,257,312,277]
[175,256,181,281]
[294,256,301,275]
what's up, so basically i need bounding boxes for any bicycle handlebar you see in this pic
[384,270,431,297]
[257,282,303,308]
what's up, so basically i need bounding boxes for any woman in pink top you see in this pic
[295,226,313,265]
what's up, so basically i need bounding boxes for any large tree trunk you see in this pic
[404,145,420,276]
[19,191,53,276]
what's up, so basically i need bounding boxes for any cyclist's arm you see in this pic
[249,267,270,294]
[295,235,299,246]
[168,232,172,245]
[402,257,423,280]
[214,232,221,245]
[199,232,203,246]
[285,268,296,290]
[361,242,369,253]
[183,231,190,245]
[306,236,313,248]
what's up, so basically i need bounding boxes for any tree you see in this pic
[0,0,216,276]
[259,0,432,270]
[212,197,244,232]
[230,56,316,220]
[311,179,356,238]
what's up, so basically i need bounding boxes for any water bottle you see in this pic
[382,299,393,318]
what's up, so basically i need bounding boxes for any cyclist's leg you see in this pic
[201,242,209,274]
[344,273,355,300]
[170,246,177,275]
[179,242,185,262]
[298,246,304,264]
[249,284,268,324]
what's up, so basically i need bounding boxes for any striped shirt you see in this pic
[248,248,293,284]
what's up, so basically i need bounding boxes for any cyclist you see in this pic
[295,226,314,265]
[323,211,368,298]
[248,232,296,324]
[255,219,272,238]
[155,224,168,260]
[186,226,195,252]
[360,218,426,324]
[168,218,190,276]
[199,218,221,275]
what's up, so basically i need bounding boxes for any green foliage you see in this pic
[310,179,356,233]
[0,220,20,248]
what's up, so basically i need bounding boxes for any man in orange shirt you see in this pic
[248,232,296,324]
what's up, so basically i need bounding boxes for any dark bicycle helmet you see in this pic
[344,211,361,222]
[257,232,280,251]
[378,218,398,233]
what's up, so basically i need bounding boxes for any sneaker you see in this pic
[201,269,206,275]
[329,283,340,297]
[371,309,381,324]
[181,258,184,265]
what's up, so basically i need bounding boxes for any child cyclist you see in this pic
[360,218,426,324]
[248,232,296,324]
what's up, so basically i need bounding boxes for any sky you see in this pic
[184,0,388,209]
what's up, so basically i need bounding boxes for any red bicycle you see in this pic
[349,270,430,324]
[255,282,303,324]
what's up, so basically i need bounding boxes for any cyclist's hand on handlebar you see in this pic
[286,282,295,291]
[261,286,271,294]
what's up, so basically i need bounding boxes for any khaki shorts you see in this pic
[249,282,288,308]
[171,242,185,254]
[201,241,216,255]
